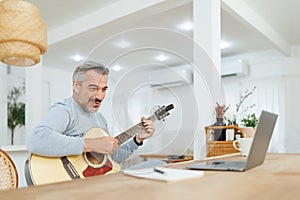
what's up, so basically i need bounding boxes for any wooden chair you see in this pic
[0,148,18,190]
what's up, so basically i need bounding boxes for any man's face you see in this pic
[73,70,108,113]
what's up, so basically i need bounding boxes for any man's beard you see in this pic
[77,93,100,113]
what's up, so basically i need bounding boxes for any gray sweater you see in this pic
[27,97,139,164]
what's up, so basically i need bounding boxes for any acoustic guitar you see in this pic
[25,104,174,185]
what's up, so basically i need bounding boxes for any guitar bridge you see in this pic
[60,156,80,179]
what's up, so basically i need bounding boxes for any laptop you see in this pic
[187,110,278,172]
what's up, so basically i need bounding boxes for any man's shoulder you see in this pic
[53,97,71,106]
[50,97,73,112]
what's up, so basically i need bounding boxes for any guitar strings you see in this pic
[72,156,87,170]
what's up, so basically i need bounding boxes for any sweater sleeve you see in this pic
[27,104,84,157]
[111,138,139,163]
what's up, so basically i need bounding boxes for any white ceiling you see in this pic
[244,0,300,45]
[26,0,300,71]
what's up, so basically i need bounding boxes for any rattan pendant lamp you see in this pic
[0,0,47,67]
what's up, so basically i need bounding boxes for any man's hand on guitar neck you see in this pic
[135,116,155,144]
[83,116,155,153]
[83,136,119,154]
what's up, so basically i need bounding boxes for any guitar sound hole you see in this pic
[85,152,105,165]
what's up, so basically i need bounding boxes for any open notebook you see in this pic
[122,167,204,182]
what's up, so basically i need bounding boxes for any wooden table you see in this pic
[0,153,299,200]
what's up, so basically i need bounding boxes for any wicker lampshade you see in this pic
[0,0,47,67]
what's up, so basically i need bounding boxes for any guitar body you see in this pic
[26,128,121,185]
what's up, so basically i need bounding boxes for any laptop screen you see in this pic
[245,111,278,170]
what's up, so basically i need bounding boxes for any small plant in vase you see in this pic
[241,113,258,138]
[241,113,258,128]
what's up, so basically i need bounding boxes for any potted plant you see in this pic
[240,113,258,137]
[7,84,25,145]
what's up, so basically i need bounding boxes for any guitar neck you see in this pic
[115,115,156,145]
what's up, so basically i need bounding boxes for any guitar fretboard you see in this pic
[115,115,156,145]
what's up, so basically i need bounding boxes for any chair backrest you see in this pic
[0,148,18,190]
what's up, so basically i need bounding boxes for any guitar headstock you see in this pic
[154,104,174,121]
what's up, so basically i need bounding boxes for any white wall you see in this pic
[42,66,73,112]
[283,75,300,152]
[0,63,8,146]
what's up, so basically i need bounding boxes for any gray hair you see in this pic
[72,61,109,83]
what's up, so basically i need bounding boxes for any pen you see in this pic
[153,168,165,174]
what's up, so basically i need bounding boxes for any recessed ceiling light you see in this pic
[179,21,193,31]
[157,54,168,62]
[71,54,84,62]
[220,41,231,49]
[116,40,131,48]
[112,65,121,72]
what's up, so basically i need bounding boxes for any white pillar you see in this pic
[0,63,8,145]
[25,62,43,144]
[194,0,221,70]
[193,0,222,159]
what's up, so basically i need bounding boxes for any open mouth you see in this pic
[90,99,101,108]
[92,102,100,108]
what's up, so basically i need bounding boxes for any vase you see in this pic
[213,118,226,141]
[241,127,256,138]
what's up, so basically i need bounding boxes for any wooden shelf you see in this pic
[205,125,245,157]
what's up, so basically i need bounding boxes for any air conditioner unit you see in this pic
[150,64,193,89]
[221,59,249,78]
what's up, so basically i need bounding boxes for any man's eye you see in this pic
[89,87,96,91]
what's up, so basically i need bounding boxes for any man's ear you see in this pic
[73,80,79,93]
